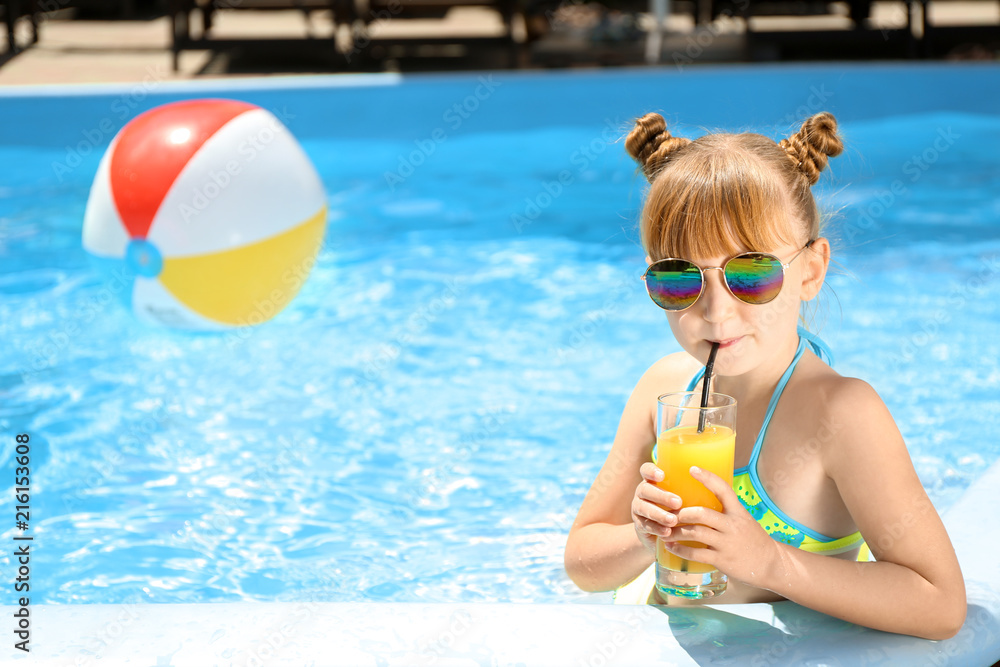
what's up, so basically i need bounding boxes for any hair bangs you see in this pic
[642,137,800,261]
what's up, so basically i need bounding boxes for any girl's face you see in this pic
[661,237,829,378]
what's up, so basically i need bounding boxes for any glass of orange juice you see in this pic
[654,391,736,599]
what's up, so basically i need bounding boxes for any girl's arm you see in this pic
[564,354,691,592]
[664,378,966,639]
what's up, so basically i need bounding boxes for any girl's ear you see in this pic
[800,237,830,301]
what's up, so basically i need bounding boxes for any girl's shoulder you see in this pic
[621,352,704,441]
[792,357,915,505]
[636,351,704,396]
[797,352,885,410]
[792,353,900,458]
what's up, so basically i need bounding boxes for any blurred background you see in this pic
[0,0,997,81]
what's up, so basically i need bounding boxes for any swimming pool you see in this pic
[1,64,999,612]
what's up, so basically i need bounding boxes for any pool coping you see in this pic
[5,459,999,666]
[0,60,998,98]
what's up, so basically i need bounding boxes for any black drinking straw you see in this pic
[697,342,720,433]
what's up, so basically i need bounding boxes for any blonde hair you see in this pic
[625,112,843,261]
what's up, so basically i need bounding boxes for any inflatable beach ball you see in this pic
[82,99,326,330]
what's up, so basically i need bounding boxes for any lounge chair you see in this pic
[168,0,356,71]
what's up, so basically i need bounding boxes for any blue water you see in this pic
[1,66,999,605]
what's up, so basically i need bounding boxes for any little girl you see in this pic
[564,111,966,640]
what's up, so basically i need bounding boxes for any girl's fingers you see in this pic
[689,466,738,512]
[675,505,726,530]
[641,518,672,539]
[632,465,683,541]
[661,540,713,566]
[640,462,664,483]
[632,497,677,529]
[668,523,712,544]
[646,505,677,528]
[636,480,682,510]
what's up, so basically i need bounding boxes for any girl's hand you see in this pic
[661,466,780,587]
[631,463,682,556]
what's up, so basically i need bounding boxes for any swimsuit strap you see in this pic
[749,335,807,465]
[798,325,834,365]
[684,370,703,392]
[746,334,852,544]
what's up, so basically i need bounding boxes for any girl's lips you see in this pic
[710,337,743,349]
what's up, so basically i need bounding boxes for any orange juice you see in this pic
[654,424,735,574]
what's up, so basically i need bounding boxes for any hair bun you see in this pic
[625,113,692,182]
[779,112,844,185]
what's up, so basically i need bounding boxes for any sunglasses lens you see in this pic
[725,254,784,305]
[644,260,702,310]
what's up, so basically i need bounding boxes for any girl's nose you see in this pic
[699,268,736,322]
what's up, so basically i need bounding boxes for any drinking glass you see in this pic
[654,391,737,599]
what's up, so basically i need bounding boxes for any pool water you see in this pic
[1,66,998,606]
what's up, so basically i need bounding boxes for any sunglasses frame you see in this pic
[641,240,816,312]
